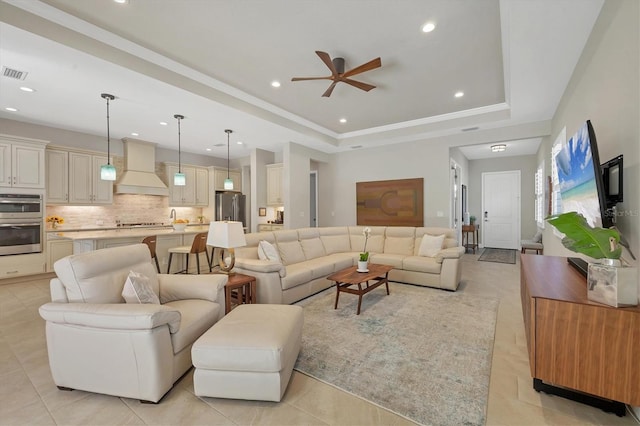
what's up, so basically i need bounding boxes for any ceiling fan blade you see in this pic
[315,51,338,76]
[342,57,381,78]
[322,82,338,97]
[341,78,376,92]
[291,76,332,81]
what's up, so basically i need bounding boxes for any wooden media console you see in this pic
[520,254,640,415]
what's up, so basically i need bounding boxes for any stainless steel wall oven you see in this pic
[0,194,43,256]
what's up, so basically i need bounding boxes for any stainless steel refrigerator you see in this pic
[215,192,246,227]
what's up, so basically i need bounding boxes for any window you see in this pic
[535,162,545,228]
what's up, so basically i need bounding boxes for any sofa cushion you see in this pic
[326,253,356,271]
[277,240,305,265]
[300,238,326,260]
[122,270,160,304]
[258,240,281,262]
[348,226,385,254]
[281,264,313,290]
[299,257,335,279]
[418,234,445,257]
[319,227,351,254]
[383,227,415,255]
[165,299,220,354]
[402,256,443,274]
[369,253,405,268]
[54,244,159,303]
[415,227,458,251]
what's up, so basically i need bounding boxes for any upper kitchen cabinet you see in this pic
[266,163,283,206]
[166,164,208,206]
[68,152,113,204]
[213,167,242,192]
[46,149,69,203]
[0,135,48,189]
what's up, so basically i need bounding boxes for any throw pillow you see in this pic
[418,234,445,257]
[258,240,281,262]
[122,270,160,304]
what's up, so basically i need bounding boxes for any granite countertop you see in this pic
[48,225,211,241]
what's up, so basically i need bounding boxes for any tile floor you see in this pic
[0,252,638,425]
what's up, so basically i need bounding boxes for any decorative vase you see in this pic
[357,260,368,272]
[587,259,638,307]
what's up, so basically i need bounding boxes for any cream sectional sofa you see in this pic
[234,226,464,305]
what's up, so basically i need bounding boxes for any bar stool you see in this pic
[141,236,161,273]
[167,232,211,274]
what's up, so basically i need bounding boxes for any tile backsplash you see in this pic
[46,194,205,229]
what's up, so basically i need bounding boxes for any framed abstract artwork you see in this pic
[356,178,424,226]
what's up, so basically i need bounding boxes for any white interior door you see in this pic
[482,171,520,249]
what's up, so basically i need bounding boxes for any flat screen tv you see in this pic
[555,120,613,229]
[602,154,623,207]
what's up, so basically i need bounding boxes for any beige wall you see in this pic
[538,0,639,266]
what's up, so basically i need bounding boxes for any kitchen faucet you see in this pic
[169,209,176,222]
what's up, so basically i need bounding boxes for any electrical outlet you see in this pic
[437,211,444,217]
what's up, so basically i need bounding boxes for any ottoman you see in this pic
[192,304,303,402]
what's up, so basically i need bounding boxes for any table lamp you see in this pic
[207,221,246,274]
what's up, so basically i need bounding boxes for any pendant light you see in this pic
[174,114,186,186]
[100,93,116,181]
[224,129,234,190]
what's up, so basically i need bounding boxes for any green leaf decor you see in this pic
[546,212,621,259]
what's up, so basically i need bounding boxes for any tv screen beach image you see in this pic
[555,122,603,228]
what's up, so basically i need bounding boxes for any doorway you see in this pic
[481,170,520,249]
[310,171,318,227]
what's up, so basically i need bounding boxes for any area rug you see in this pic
[478,248,516,264]
[294,282,499,426]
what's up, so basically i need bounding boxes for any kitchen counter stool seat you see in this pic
[167,232,211,274]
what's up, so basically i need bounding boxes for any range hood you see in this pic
[115,139,169,196]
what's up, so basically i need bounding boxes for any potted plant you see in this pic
[469,215,476,226]
[358,227,371,272]
[546,211,636,307]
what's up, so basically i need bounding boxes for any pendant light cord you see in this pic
[225,129,233,179]
[101,93,115,166]
[177,117,181,173]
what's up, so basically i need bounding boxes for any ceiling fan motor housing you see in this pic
[332,57,345,75]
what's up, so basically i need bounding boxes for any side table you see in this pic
[224,273,257,314]
[462,224,479,254]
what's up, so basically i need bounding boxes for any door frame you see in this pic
[310,170,318,227]
[481,170,521,249]
[450,160,462,244]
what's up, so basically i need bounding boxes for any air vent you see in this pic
[461,126,479,132]
[213,143,225,147]
[2,66,28,81]
[350,145,363,149]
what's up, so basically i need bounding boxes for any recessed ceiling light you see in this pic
[454,91,464,98]
[5,107,18,112]
[159,121,168,126]
[339,118,347,123]
[19,86,34,92]
[271,81,281,88]
[422,22,436,33]
[237,141,243,145]
[206,148,212,152]
[131,132,139,136]
[114,0,128,4]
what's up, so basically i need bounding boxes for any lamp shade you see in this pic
[174,172,186,186]
[207,221,246,248]
[223,178,234,190]
[100,164,116,181]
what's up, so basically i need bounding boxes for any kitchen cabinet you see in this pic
[266,163,283,206]
[213,167,241,192]
[166,164,208,206]
[0,253,46,279]
[46,238,73,272]
[195,167,209,206]
[257,223,284,232]
[46,149,69,203]
[68,152,113,204]
[0,135,47,189]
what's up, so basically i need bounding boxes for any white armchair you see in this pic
[39,244,227,403]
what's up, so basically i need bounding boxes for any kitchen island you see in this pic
[49,225,212,274]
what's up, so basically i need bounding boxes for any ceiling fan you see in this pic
[291,51,382,97]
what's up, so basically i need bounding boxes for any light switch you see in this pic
[436,211,444,217]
